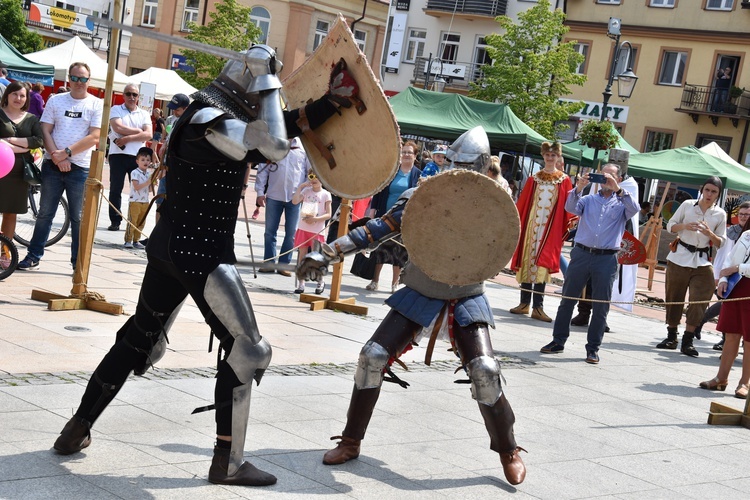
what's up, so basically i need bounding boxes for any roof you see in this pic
[0,34,55,85]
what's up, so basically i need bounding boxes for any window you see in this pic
[142,0,157,27]
[250,7,270,44]
[650,0,675,6]
[404,29,426,63]
[439,33,461,63]
[696,134,731,152]
[644,130,674,152]
[596,0,621,3]
[612,45,638,79]
[706,0,734,10]
[573,42,589,74]
[182,0,200,32]
[313,20,330,51]
[472,36,491,82]
[658,50,688,85]
[354,29,367,52]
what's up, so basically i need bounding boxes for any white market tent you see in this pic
[25,36,129,91]
[699,141,748,171]
[128,67,198,101]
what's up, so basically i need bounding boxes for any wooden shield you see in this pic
[401,170,521,286]
[283,15,400,199]
[618,230,647,265]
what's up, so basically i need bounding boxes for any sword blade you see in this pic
[90,16,245,62]
[235,258,297,274]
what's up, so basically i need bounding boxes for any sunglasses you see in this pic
[69,75,90,83]
[308,173,318,181]
[124,92,139,97]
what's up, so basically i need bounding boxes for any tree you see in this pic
[176,0,262,89]
[0,0,43,54]
[470,0,586,139]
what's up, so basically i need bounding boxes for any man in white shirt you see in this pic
[107,83,152,231]
[17,62,103,271]
[254,137,310,275]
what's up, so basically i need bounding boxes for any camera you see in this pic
[588,172,607,184]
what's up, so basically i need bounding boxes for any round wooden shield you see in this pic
[282,15,400,199]
[401,170,520,285]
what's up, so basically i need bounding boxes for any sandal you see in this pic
[736,383,749,399]
[699,377,728,391]
[365,281,378,291]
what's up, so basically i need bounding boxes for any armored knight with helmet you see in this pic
[52,45,360,486]
[297,126,527,486]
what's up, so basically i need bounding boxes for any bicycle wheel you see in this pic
[14,185,71,247]
[0,234,19,280]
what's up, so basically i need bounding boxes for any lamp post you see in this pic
[592,17,639,166]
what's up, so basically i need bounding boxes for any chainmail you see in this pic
[191,85,258,124]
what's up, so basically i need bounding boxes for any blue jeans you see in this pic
[27,160,87,264]
[263,198,300,264]
[551,246,618,353]
[108,154,135,225]
[559,253,569,278]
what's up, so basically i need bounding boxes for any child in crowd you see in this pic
[124,147,155,249]
[292,170,332,294]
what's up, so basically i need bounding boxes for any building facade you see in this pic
[564,0,750,165]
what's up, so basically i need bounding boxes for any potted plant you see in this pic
[726,86,745,114]
[576,119,619,150]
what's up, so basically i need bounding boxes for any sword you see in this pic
[239,195,257,279]
[235,258,297,274]
[89,16,246,62]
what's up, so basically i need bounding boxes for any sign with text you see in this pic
[28,2,96,34]
[171,54,195,73]
[560,98,629,123]
[396,0,411,11]
[384,12,407,74]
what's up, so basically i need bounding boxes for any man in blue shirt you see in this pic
[540,163,639,364]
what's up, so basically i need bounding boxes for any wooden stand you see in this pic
[639,182,671,291]
[707,397,750,428]
[30,3,125,316]
[299,198,367,315]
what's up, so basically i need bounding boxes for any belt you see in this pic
[678,239,710,255]
[575,243,618,255]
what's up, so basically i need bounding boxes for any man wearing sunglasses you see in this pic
[18,62,103,271]
[106,83,153,232]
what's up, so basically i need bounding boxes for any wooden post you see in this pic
[299,198,368,315]
[707,395,750,428]
[30,0,124,316]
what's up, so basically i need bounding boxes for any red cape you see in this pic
[511,174,573,274]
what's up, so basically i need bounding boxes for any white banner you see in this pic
[139,82,156,115]
[385,12,407,73]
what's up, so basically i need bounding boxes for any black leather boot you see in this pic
[207,446,277,486]
[53,416,92,455]
[656,327,679,349]
[681,331,699,357]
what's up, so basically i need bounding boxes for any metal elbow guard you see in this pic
[466,355,502,406]
[226,336,273,386]
[325,235,359,263]
[354,341,390,389]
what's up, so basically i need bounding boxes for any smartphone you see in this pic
[588,172,607,184]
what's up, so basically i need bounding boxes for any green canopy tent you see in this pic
[627,146,750,193]
[564,130,639,168]
[0,34,55,86]
[389,87,582,163]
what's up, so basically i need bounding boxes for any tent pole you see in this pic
[31,0,124,315]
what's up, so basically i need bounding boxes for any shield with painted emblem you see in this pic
[618,231,647,265]
[282,15,400,200]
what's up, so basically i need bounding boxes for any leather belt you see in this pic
[575,243,618,255]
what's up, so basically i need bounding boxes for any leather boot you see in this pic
[570,313,590,327]
[53,416,92,455]
[680,331,699,357]
[531,307,552,323]
[509,303,530,315]
[500,446,527,485]
[656,327,679,349]
[323,436,361,465]
[208,446,277,486]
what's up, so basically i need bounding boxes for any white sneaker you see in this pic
[124,242,133,249]
[133,242,145,250]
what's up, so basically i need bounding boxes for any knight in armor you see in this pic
[52,45,360,486]
[297,126,527,486]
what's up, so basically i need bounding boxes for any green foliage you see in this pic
[0,0,43,54]
[469,0,586,139]
[176,0,261,89]
[576,119,619,150]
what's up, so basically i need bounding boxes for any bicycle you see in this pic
[14,183,71,247]
[0,233,19,280]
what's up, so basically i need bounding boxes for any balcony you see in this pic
[676,84,750,128]
[425,0,507,19]
[412,56,485,92]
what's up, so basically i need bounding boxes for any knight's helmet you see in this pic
[209,44,289,156]
[446,126,491,174]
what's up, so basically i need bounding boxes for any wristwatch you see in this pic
[64,147,73,157]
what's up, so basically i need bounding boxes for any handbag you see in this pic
[350,252,376,281]
[23,158,42,186]
[669,236,679,253]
